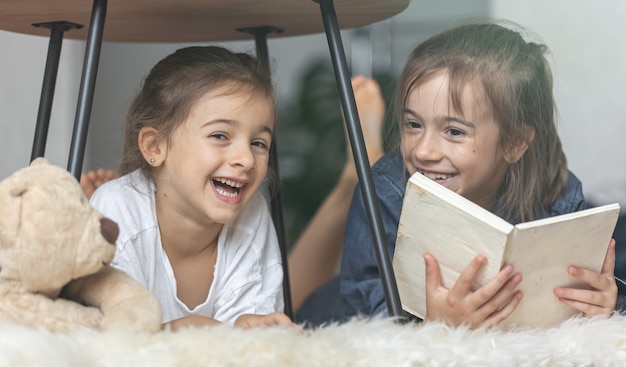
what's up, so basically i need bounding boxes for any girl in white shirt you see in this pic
[90,45,293,330]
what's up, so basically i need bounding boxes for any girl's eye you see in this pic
[252,140,269,150]
[447,127,466,137]
[210,133,228,140]
[405,119,422,129]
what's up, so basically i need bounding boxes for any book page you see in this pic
[500,203,620,329]
[393,173,514,319]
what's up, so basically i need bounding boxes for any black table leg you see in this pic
[238,25,293,320]
[67,0,107,180]
[315,0,404,319]
[30,21,83,162]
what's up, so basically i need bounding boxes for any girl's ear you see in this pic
[138,127,166,167]
[506,125,535,164]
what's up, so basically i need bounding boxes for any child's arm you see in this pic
[423,253,523,329]
[163,312,295,331]
[553,238,618,316]
[163,315,222,331]
[234,312,295,329]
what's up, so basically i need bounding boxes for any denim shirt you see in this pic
[339,149,601,318]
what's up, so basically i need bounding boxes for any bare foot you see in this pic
[342,75,386,182]
[80,168,117,199]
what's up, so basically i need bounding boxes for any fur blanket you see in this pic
[2,315,626,366]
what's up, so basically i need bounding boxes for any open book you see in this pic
[392,172,621,329]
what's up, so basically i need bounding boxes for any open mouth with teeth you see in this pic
[419,171,453,182]
[213,178,245,198]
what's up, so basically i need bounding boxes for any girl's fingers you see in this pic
[555,290,613,316]
[462,261,519,312]
[452,255,516,308]
[450,254,488,296]
[424,252,443,291]
[477,272,523,318]
[483,291,523,328]
[601,239,616,276]
[567,265,613,294]
[558,239,617,314]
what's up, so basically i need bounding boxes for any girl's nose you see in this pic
[413,133,443,162]
[230,143,255,170]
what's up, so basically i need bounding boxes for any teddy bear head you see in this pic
[0,158,118,298]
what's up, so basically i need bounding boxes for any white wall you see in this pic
[491,1,626,207]
[0,31,83,177]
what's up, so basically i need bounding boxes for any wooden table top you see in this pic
[0,0,409,42]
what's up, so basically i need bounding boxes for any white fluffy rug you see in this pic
[2,315,626,366]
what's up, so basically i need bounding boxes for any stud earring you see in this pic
[149,157,156,165]
[505,152,518,164]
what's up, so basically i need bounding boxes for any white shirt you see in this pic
[90,169,284,324]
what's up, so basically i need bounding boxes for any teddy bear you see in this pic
[0,158,162,333]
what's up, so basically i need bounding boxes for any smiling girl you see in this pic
[332,21,619,329]
[90,46,293,330]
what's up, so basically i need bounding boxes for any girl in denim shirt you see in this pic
[297,21,622,329]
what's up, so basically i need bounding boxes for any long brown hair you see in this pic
[391,21,568,223]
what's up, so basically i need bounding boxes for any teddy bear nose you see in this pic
[100,217,119,245]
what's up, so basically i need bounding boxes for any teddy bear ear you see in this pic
[0,171,28,198]
[0,171,26,251]
[30,157,49,166]
[9,182,27,197]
